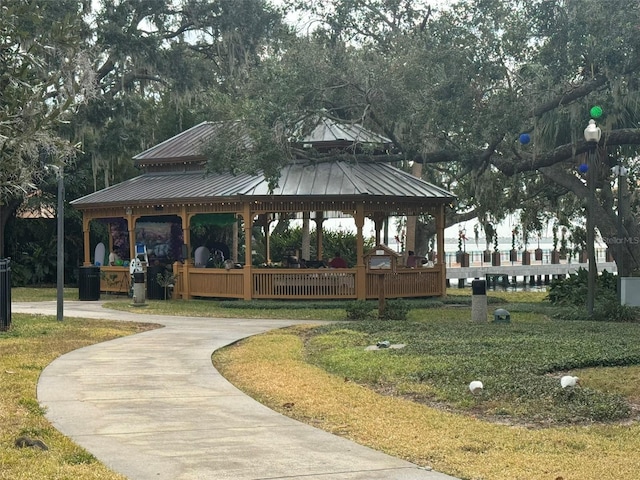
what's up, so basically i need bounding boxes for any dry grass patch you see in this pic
[0,314,159,480]
[213,326,640,480]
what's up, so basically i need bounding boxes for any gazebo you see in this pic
[71,119,455,300]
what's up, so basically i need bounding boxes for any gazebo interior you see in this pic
[71,118,455,300]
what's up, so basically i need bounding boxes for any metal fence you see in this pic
[0,258,11,331]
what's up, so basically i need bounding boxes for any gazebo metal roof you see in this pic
[132,118,394,166]
[71,161,454,208]
[73,117,454,210]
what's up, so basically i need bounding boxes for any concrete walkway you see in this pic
[13,301,458,480]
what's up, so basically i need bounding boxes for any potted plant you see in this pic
[460,251,470,267]
[534,230,543,261]
[569,226,587,263]
[483,223,494,263]
[510,226,519,262]
[522,229,531,265]
[559,226,568,259]
[457,228,469,266]
[491,231,501,266]
[551,224,561,264]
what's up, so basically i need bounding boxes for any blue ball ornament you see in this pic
[519,133,531,145]
[578,163,588,174]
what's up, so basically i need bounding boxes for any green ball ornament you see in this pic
[590,106,603,118]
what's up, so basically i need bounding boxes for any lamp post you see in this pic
[584,119,601,317]
[612,163,628,302]
[49,165,64,322]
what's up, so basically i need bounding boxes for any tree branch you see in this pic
[532,75,608,117]
[494,128,640,175]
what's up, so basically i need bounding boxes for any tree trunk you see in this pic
[405,162,422,253]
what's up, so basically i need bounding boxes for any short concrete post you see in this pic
[471,278,487,323]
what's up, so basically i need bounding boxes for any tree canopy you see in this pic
[3,0,640,273]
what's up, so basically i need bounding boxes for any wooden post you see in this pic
[181,207,191,299]
[181,206,190,262]
[243,203,253,300]
[405,162,422,254]
[378,273,385,316]
[355,203,366,300]
[301,211,310,261]
[372,212,385,248]
[82,215,91,265]
[315,211,324,260]
[128,214,138,264]
[182,260,191,299]
[172,262,180,299]
[232,218,238,263]
[436,204,447,297]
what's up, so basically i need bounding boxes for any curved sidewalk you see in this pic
[14,301,458,480]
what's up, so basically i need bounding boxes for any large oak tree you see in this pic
[239,0,640,273]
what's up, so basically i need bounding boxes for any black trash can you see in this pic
[78,265,101,301]
[146,265,165,300]
[0,258,11,331]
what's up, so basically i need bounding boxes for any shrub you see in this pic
[548,268,639,322]
[547,268,618,305]
[379,298,409,321]
[345,300,375,320]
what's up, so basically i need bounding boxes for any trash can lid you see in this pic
[494,308,510,315]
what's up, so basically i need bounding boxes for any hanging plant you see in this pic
[458,228,467,252]
[560,226,568,258]
[511,226,519,250]
[484,223,495,251]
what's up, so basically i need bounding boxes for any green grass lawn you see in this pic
[11,286,79,302]
[304,310,640,425]
[9,286,640,479]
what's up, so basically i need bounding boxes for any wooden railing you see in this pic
[365,268,443,298]
[100,264,446,300]
[188,268,244,298]
[252,269,357,299]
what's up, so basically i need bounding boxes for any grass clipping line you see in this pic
[213,325,640,480]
